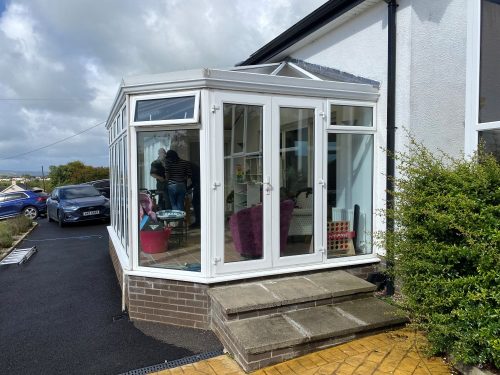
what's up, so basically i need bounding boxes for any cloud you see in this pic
[0,0,326,172]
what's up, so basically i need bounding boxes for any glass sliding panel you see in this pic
[479,0,500,123]
[479,129,500,161]
[223,104,264,263]
[137,130,201,271]
[326,133,373,258]
[330,105,373,127]
[135,96,196,122]
[280,107,314,257]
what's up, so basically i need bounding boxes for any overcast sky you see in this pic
[0,0,327,173]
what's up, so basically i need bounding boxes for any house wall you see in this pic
[291,0,467,156]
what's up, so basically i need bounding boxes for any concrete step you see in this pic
[220,297,407,372]
[209,270,376,321]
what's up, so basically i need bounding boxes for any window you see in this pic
[330,105,373,127]
[479,129,500,160]
[479,0,500,123]
[131,91,200,126]
[137,130,201,271]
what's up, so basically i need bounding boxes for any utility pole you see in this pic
[41,166,46,192]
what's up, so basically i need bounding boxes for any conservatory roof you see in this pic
[107,60,379,125]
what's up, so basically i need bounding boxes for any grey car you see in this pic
[47,185,110,227]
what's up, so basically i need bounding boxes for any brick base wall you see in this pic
[127,276,211,329]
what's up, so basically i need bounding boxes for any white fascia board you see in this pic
[121,72,379,101]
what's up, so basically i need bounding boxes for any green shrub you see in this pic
[0,227,13,248]
[382,138,500,368]
[4,215,33,236]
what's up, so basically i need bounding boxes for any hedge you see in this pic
[383,139,500,368]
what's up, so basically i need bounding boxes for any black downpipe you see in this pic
[385,0,398,296]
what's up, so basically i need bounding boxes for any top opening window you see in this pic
[330,104,373,127]
[131,91,200,126]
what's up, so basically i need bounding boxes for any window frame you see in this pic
[465,0,500,155]
[130,91,201,127]
[326,99,376,133]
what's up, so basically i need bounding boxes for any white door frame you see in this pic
[212,91,273,275]
[271,96,325,267]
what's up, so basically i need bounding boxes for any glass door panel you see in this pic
[326,133,373,258]
[223,103,264,263]
[279,107,315,257]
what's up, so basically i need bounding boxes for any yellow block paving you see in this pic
[152,328,453,375]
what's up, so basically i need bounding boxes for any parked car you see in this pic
[83,179,110,198]
[0,190,48,220]
[47,185,110,227]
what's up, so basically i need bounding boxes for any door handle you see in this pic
[263,176,272,195]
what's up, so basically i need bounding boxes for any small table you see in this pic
[156,210,187,243]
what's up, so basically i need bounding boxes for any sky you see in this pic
[0,0,327,174]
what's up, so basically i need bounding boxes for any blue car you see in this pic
[47,185,110,227]
[0,190,48,220]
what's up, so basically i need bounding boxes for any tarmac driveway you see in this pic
[0,219,222,375]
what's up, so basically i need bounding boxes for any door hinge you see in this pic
[212,181,221,190]
[211,105,220,113]
[212,257,221,265]
[319,111,326,119]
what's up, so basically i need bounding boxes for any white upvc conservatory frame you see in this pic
[106,67,381,284]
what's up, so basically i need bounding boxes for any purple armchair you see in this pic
[229,199,295,258]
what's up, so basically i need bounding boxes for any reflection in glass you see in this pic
[331,105,373,127]
[479,0,500,123]
[137,130,201,271]
[326,133,373,258]
[135,96,195,122]
[223,104,264,263]
[280,108,314,257]
[479,129,500,161]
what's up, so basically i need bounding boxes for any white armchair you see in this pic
[288,191,313,236]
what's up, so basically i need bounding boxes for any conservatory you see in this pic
[106,60,382,327]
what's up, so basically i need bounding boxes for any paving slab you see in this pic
[305,270,376,297]
[262,276,330,303]
[209,283,281,314]
[285,305,363,340]
[226,314,306,354]
[334,297,408,328]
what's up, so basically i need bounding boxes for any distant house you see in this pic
[1,180,43,194]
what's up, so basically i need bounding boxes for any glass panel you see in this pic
[280,107,314,257]
[121,107,127,130]
[330,105,373,127]
[479,129,500,161]
[479,0,500,123]
[326,133,373,258]
[135,96,195,122]
[223,104,264,263]
[137,130,201,271]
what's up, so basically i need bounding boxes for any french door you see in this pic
[212,92,324,275]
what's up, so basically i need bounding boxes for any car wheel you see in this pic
[23,206,39,220]
[58,210,65,227]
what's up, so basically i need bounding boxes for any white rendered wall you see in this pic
[289,0,468,254]
[407,0,466,157]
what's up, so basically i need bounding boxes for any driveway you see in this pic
[0,219,222,375]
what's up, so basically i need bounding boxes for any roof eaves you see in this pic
[238,0,367,66]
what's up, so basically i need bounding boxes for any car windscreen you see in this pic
[59,186,102,199]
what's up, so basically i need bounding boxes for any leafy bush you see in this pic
[383,139,500,368]
[0,215,33,248]
[0,227,12,248]
[6,215,33,236]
